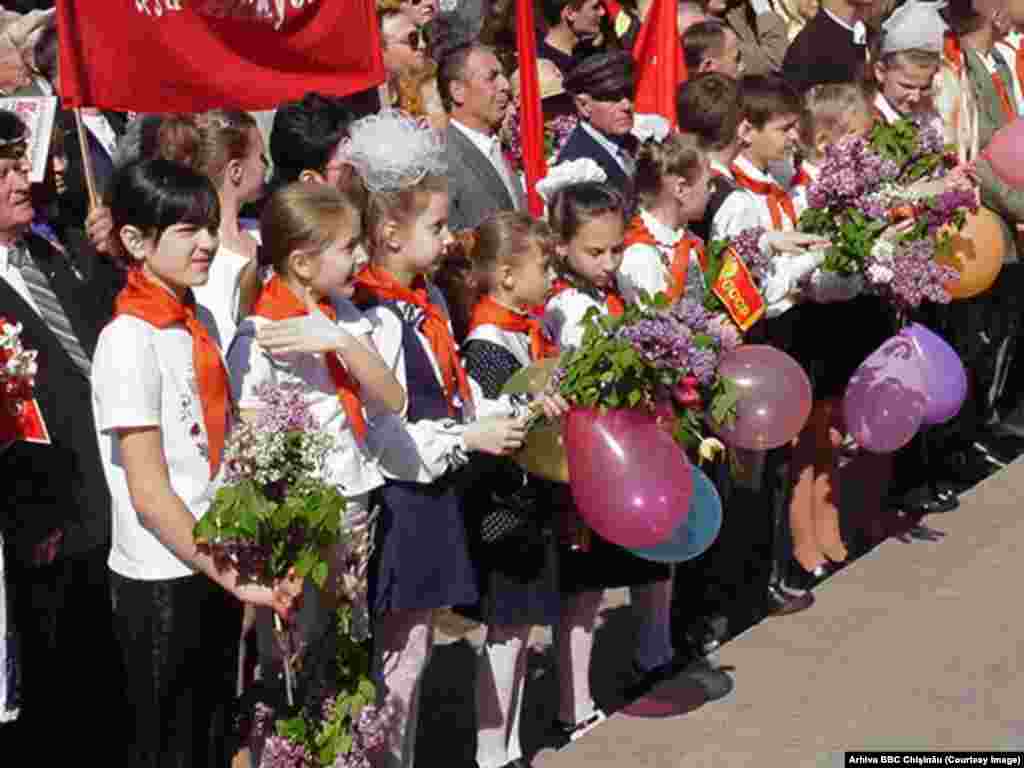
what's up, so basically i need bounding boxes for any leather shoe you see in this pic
[786,559,829,592]
[501,759,533,768]
[765,585,814,616]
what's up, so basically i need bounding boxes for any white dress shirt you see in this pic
[450,119,522,210]
[618,208,706,303]
[581,121,634,176]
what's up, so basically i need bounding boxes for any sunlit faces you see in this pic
[584,93,635,137]
[238,126,267,204]
[131,222,220,299]
[874,60,938,117]
[0,150,34,237]
[678,157,713,223]
[382,13,426,77]
[398,191,452,274]
[308,214,364,300]
[742,112,802,167]
[505,243,554,307]
[567,0,606,37]
[454,49,511,132]
[563,211,626,290]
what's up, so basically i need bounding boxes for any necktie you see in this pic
[16,243,92,377]
[489,139,521,210]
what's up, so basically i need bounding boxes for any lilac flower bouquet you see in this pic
[554,294,740,448]
[798,117,977,309]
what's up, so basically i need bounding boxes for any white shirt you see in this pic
[823,7,866,44]
[81,112,119,157]
[193,231,261,351]
[228,298,385,499]
[581,121,634,175]
[92,311,227,580]
[711,154,791,241]
[450,119,522,210]
[544,285,607,350]
[0,242,41,316]
[362,282,514,484]
[618,208,705,303]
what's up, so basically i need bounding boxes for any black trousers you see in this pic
[2,546,125,761]
[110,572,242,768]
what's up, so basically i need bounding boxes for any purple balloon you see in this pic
[713,345,813,451]
[900,323,967,426]
[564,408,693,549]
[843,336,928,453]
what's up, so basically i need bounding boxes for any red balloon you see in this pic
[713,345,813,451]
[984,118,1024,188]
[564,407,693,549]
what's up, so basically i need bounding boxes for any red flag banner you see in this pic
[632,0,687,128]
[515,0,547,216]
[56,0,386,113]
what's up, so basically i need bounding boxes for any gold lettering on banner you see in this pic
[720,278,749,316]
[134,0,317,30]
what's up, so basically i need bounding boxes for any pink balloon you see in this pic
[843,336,928,454]
[984,118,1024,188]
[713,345,813,450]
[900,323,967,426]
[564,407,693,549]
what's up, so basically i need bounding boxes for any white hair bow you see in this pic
[534,158,608,204]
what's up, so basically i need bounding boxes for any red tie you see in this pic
[730,164,798,230]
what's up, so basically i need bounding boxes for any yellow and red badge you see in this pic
[711,247,766,332]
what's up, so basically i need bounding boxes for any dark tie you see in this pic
[14,242,92,377]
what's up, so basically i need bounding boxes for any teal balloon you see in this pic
[628,465,722,563]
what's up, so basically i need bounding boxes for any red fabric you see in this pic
[468,295,559,361]
[631,0,687,128]
[624,215,707,302]
[354,265,473,415]
[251,275,367,441]
[991,70,1016,121]
[790,166,813,190]
[515,0,548,216]
[731,164,798,230]
[1016,46,1024,113]
[944,31,963,75]
[115,270,229,479]
[550,278,625,317]
[56,1,385,112]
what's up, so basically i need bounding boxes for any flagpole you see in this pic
[72,108,98,211]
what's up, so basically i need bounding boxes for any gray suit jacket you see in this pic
[445,123,526,232]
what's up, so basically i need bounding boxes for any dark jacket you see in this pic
[556,123,635,206]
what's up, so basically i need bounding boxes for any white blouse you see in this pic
[362,282,514,484]
[618,208,706,304]
[227,297,385,499]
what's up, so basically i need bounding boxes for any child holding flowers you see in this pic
[91,159,302,767]
[541,172,678,738]
[345,110,528,768]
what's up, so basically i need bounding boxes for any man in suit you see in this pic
[439,43,526,232]
[558,50,637,205]
[0,110,123,759]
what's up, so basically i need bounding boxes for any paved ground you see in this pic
[418,457,1024,768]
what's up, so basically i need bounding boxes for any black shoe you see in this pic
[901,486,959,515]
[975,433,1024,465]
[549,709,607,748]
[626,656,686,698]
[786,559,828,592]
[500,759,533,768]
[679,657,734,702]
[765,584,815,616]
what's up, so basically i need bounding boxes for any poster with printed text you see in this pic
[0,98,57,184]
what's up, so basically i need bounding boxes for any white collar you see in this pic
[710,157,734,179]
[451,118,500,155]
[0,240,28,272]
[581,121,630,164]
[639,208,684,247]
[733,154,777,184]
[874,92,902,123]
[823,8,866,43]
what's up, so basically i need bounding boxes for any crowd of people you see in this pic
[2,0,1024,766]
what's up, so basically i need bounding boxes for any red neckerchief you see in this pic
[948,32,1015,119]
[354,264,472,415]
[468,295,559,361]
[730,163,798,230]
[251,275,366,440]
[624,214,707,303]
[1016,45,1024,114]
[944,31,964,75]
[115,269,229,478]
[991,61,1017,120]
[790,165,814,190]
[549,277,625,317]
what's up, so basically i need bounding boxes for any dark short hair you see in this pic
[548,181,626,244]
[682,20,728,72]
[677,73,742,151]
[269,93,353,185]
[436,43,483,113]
[109,159,221,253]
[739,74,803,128]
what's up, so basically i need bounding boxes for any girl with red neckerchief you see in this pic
[344,110,528,768]
[542,177,678,742]
[92,159,302,767]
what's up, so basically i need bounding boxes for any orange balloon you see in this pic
[936,207,1005,300]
